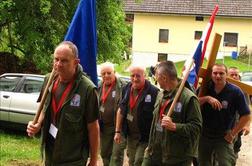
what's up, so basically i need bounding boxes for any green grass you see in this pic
[114,59,131,76]
[115,57,252,76]
[0,129,40,166]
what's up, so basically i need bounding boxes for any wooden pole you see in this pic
[32,68,55,124]
[167,59,194,117]
[198,33,222,97]
[166,33,222,116]
[198,33,252,96]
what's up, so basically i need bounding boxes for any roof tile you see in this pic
[123,0,252,17]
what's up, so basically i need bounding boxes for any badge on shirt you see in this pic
[174,102,182,113]
[70,94,80,107]
[156,120,163,132]
[100,105,105,113]
[49,123,58,138]
[221,100,228,109]
[127,113,134,122]
[145,94,151,102]
[112,90,116,98]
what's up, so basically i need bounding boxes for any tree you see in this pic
[96,0,131,63]
[0,0,131,73]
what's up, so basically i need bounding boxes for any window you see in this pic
[125,14,134,23]
[158,53,168,62]
[194,31,202,40]
[0,76,21,92]
[195,16,204,21]
[159,29,169,43]
[224,32,238,47]
[20,77,44,93]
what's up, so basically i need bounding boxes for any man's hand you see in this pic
[114,133,121,144]
[88,160,97,166]
[208,96,222,110]
[161,115,176,131]
[224,131,235,144]
[26,121,42,137]
[242,126,250,136]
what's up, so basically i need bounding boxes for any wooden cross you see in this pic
[198,33,252,96]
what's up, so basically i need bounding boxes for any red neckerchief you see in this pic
[101,80,115,104]
[129,84,145,112]
[159,99,170,120]
[52,78,74,122]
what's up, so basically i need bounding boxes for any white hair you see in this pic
[128,65,146,73]
[99,62,115,73]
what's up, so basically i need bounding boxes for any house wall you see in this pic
[131,13,252,66]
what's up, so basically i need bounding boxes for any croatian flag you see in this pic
[64,0,98,86]
[182,5,219,88]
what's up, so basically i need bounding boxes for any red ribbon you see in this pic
[159,99,170,120]
[129,86,144,112]
[101,81,115,104]
[52,79,74,122]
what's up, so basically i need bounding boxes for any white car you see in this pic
[241,72,252,86]
[0,73,44,130]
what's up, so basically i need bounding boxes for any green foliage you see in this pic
[96,0,131,63]
[0,0,131,73]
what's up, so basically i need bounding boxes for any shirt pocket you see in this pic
[63,109,82,132]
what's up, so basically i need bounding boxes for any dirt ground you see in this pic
[236,127,252,166]
[96,126,252,166]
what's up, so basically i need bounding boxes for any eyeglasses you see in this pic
[101,71,112,76]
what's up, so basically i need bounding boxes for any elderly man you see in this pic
[27,41,100,166]
[142,61,202,166]
[98,62,126,166]
[114,65,159,166]
[198,64,250,166]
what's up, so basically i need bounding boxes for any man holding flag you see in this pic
[27,41,100,166]
[142,61,202,166]
[27,0,100,165]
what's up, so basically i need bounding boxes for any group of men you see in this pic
[27,41,250,166]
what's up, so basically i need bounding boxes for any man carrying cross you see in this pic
[198,63,251,166]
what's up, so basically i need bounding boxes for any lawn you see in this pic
[176,56,252,75]
[0,129,40,166]
[114,56,252,76]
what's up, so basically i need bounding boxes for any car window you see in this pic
[0,76,22,92]
[241,75,252,82]
[20,77,44,93]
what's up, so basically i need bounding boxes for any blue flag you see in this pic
[64,0,98,85]
[188,40,203,86]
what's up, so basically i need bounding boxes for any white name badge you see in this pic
[145,94,151,102]
[156,121,163,132]
[127,113,134,122]
[100,106,105,113]
[112,91,116,98]
[49,123,58,139]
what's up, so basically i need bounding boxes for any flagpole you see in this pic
[32,68,55,124]
[166,59,194,117]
